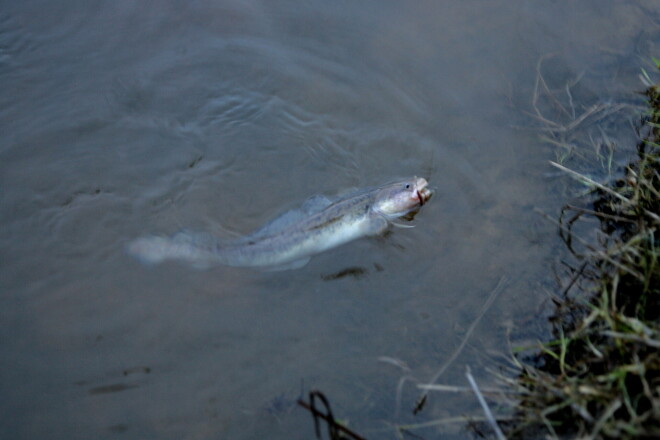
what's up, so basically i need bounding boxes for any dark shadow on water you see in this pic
[107,424,129,433]
[321,266,368,281]
[88,383,139,395]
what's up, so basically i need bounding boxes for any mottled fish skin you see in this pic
[128,177,431,269]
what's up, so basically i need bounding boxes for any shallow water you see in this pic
[1,1,658,439]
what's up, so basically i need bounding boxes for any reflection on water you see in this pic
[1,1,657,439]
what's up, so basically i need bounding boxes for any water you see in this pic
[1,1,658,439]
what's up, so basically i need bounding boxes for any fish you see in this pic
[128,176,432,270]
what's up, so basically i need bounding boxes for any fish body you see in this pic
[129,177,432,270]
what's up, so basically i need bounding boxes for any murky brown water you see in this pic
[1,1,658,439]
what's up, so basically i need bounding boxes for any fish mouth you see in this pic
[415,178,432,206]
[417,188,432,206]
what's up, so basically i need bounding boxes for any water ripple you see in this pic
[0,14,37,70]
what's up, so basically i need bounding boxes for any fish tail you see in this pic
[127,234,215,267]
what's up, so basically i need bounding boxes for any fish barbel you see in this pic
[128,177,432,270]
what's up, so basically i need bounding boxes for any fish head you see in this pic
[373,177,432,218]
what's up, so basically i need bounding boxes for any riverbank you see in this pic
[504,59,659,439]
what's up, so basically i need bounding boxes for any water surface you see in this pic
[1,1,658,439]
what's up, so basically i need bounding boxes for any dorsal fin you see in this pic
[301,195,332,214]
[243,210,306,240]
[242,195,333,240]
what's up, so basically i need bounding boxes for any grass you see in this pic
[502,59,660,439]
[528,52,634,180]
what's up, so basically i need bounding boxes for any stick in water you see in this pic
[466,366,507,440]
[414,276,508,413]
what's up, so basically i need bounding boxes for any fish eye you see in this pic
[405,184,410,189]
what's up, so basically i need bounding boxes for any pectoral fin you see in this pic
[389,221,415,229]
[365,215,389,236]
[263,257,311,271]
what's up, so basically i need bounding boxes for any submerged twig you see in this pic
[414,276,509,413]
[394,415,512,432]
[378,356,411,372]
[550,161,660,223]
[417,383,522,395]
[549,161,630,203]
[298,390,367,440]
[535,207,646,281]
[466,366,507,440]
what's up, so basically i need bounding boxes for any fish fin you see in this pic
[172,229,214,244]
[243,209,307,241]
[365,216,389,236]
[243,195,332,240]
[262,257,311,271]
[127,232,217,268]
[301,195,332,214]
[127,236,172,265]
[390,221,416,229]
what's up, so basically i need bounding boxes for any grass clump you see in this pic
[507,61,660,439]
